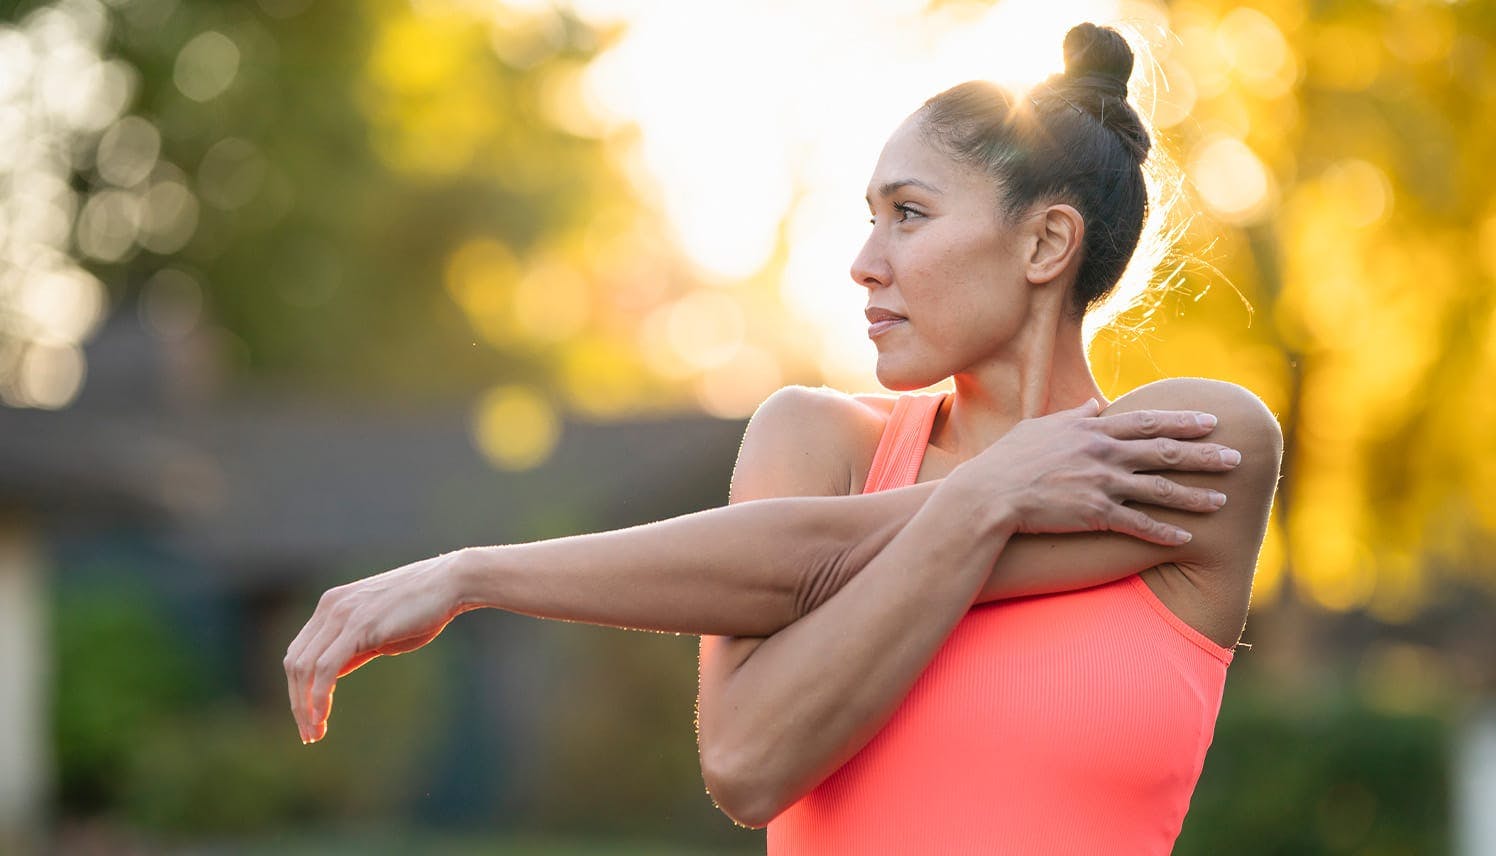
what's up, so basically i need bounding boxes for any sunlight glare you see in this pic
[567,0,1134,390]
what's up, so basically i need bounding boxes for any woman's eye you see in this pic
[868,203,925,226]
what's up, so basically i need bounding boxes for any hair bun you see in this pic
[1062,23,1133,98]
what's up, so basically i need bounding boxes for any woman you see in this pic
[285,22,1281,854]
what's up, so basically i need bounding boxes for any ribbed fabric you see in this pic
[767,392,1234,856]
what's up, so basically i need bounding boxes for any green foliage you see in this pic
[52,581,213,813]
[52,575,449,836]
[1176,683,1451,855]
[83,0,628,399]
[526,623,754,847]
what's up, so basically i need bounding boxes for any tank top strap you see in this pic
[861,392,946,495]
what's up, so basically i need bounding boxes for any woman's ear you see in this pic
[1024,203,1085,285]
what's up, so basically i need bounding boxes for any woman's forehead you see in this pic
[866,118,987,199]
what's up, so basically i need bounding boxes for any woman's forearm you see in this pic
[452,482,944,637]
[698,478,1016,825]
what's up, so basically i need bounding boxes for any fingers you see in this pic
[308,633,358,743]
[286,619,340,743]
[1114,437,1242,473]
[1107,505,1194,546]
[1097,408,1219,440]
[1113,472,1228,514]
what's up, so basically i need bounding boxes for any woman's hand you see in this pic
[948,398,1241,546]
[283,550,473,744]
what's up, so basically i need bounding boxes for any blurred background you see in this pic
[1,0,1492,852]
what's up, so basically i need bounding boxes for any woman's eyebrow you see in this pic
[867,178,944,203]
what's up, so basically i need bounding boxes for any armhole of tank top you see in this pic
[1125,575,1235,666]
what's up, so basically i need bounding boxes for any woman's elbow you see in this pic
[699,741,791,828]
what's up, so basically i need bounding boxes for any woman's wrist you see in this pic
[449,544,511,612]
[936,467,1020,544]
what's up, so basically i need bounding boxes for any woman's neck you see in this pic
[933,316,1106,462]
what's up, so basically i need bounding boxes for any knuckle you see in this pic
[1157,438,1184,465]
[1085,466,1113,490]
[1086,497,1112,522]
[314,651,341,676]
[1136,411,1161,436]
[1079,430,1108,457]
[1153,475,1175,499]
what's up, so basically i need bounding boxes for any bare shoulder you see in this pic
[1108,376,1284,564]
[1112,377,1283,450]
[731,386,890,502]
[1108,377,1285,647]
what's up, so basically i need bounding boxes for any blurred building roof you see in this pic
[3,311,744,584]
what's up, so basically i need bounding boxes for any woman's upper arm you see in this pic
[700,385,878,664]
[978,378,1284,637]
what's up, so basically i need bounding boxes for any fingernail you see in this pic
[1196,413,1217,429]
[1208,490,1227,507]
[1175,528,1192,543]
[1219,449,1241,466]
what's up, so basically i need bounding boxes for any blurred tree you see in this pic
[96,0,655,401]
[1089,0,1496,623]
[3,0,690,436]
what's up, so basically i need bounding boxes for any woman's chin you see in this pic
[874,357,947,392]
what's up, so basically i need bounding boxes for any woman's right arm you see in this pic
[693,385,1249,827]
[284,388,1233,747]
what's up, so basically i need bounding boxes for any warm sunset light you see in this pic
[9,1,1496,853]
[569,0,1141,394]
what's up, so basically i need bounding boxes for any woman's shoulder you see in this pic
[732,386,895,499]
[1111,377,1284,648]
[1112,377,1280,437]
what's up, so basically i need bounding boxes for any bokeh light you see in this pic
[470,383,561,471]
[0,0,204,409]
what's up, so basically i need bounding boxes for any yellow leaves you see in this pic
[1308,23,1381,91]
[1276,162,1413,367]
[1188,136,1275,225]
[1477,214,1496,282]
[361,3,510,177]
[1251,512,1286,608]
[1217,7,1298,99]
[1381,1,1455,66]
[367,8,475,96]
[1288,466,1375,612]
[1318,160,1393,230]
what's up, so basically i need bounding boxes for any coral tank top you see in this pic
[765,392,1235,855]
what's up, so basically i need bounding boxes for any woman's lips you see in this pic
[865,307,907,339]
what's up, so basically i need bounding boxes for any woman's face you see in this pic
[853,115,1036,390]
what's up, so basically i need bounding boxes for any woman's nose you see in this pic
[850,233,889,290]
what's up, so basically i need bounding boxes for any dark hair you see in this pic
[918,23,1151,316]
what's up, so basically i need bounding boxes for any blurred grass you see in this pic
[202,827,760,856]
